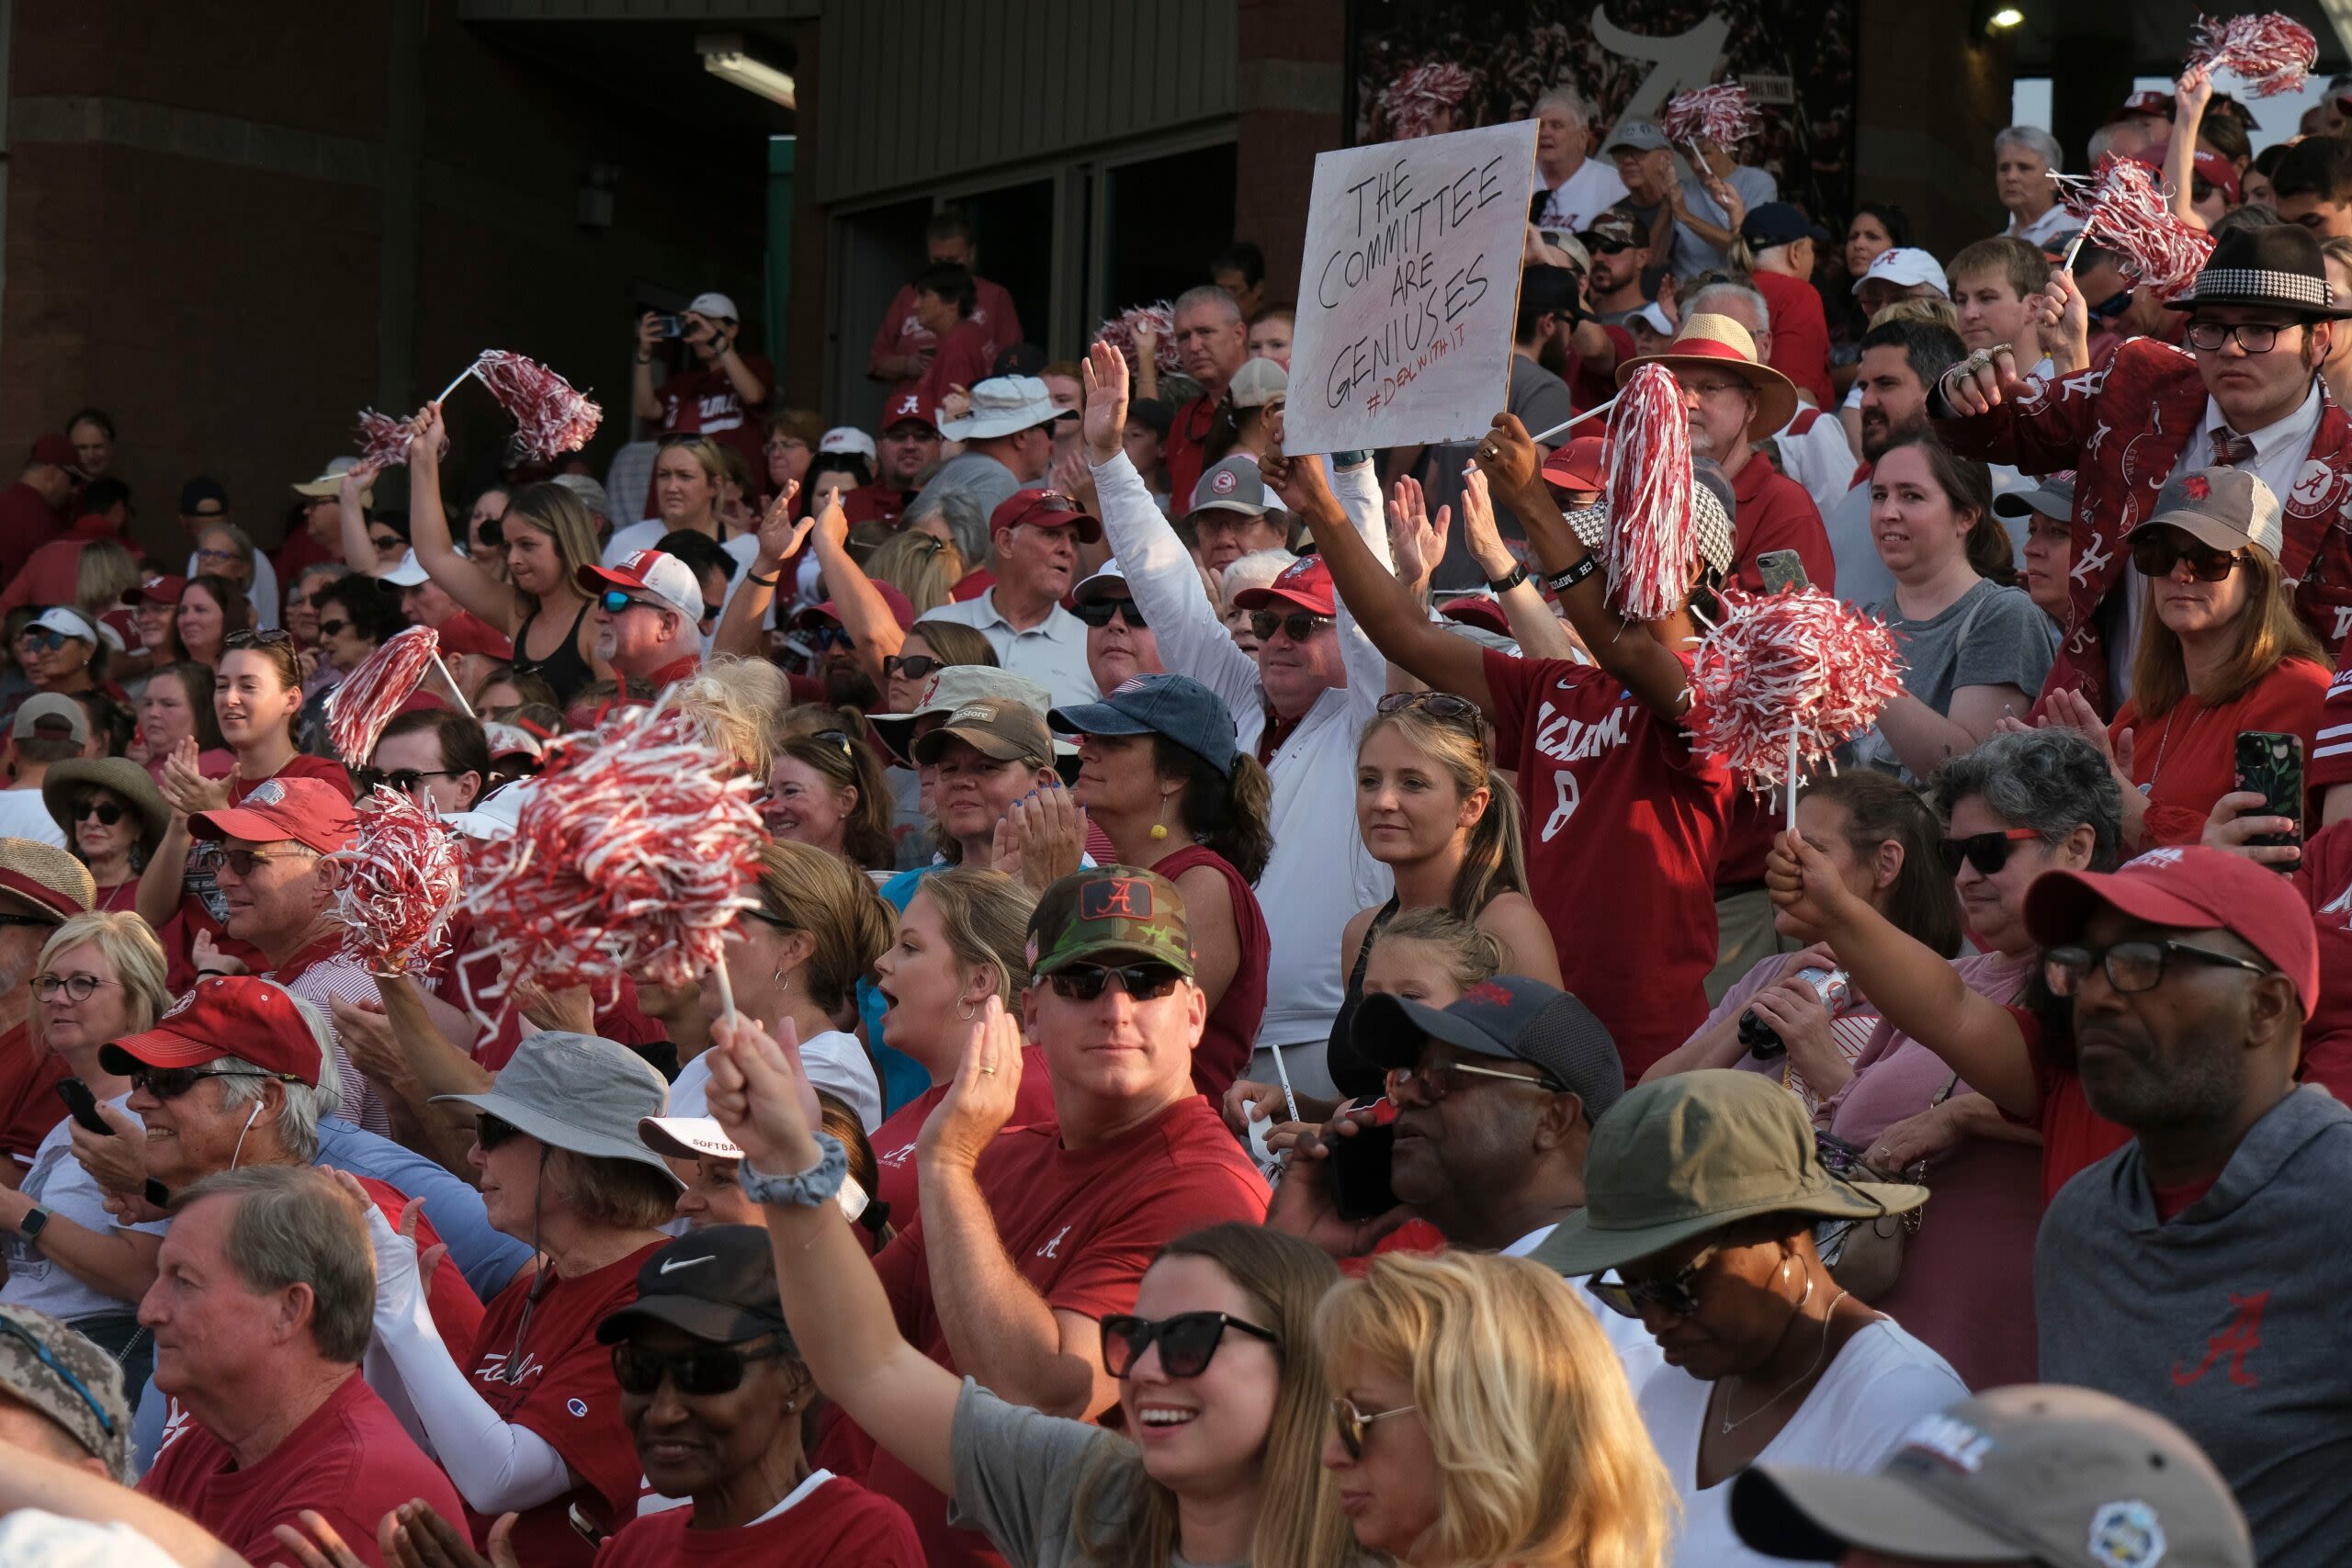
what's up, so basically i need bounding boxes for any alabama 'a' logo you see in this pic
[1080,878,1151,920]
[2170,1289,2269,1388]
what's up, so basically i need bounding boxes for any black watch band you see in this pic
[1545,556,1601,594]
[745,570,780,588]
[1487,562,1530,594]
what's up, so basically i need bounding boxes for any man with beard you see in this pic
[843,391,942,526]
[1163,286,1250,507]
[919,488,1102,706]
[578,549,706,696]
[1826,318,1964,609]
[1410,265,1578,592]
[789,583,914,712]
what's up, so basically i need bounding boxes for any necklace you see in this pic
[2139,701,2202,796]
[1719,1281,1850,1434]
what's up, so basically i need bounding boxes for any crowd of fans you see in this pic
[0,65,2344,1568]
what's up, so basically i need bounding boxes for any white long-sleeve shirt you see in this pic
[1091,450,1394,1048]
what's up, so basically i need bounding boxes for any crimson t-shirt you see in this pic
[653,355,777,508]
[232,752,356,803]
[860,1096,1269,1568]
[600,1475,922,1568]
[842,483,915,528]
[465,1240,663,1568]
[2290,819,2352,1100]
[2005,1004,2135,1201]
[915,319,998,412]
[1165,395,1219,514]
[1153,842,1270,1099]
[0,1021,69,1170]
[141,1371,469,1568]
[867,1044,1057,1231]
[1481,648,1736,1081]
[352,1174,484,1359]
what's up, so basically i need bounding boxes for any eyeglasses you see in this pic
[358,768,454,796]
[0,1318,116,1437]
[477,1111,527,1151]
[884,653,944,681]
[1385,1057,1566,1103]
[130,1066,277,1101]
[196,846,309,878]
[1330,1394,1419,1461]
[1587,1244,1725,1321]
[1100,1312,1278,1380]
[2186,320,2297,355]
[701,603,723,622]
[2130,533,2244,582]
[1248,611,1331,644]
[806,728,855,757]
[74,800,124,827]
[194,546,241,563]
[598,590,658,615]
[316,618,351,639]
[2042,938,2272,998]
[2190,178,2220,204]
[612,1340,787,1397]
[813,626,854,651]
[1938,827,2041,877]
[1044,962,1188,1002]
[34,974,118,1002]
[1072,598,1148,629]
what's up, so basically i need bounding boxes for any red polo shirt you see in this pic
[1727,451,1836,597]
[1752,270,1835,411]
[1165,394,1220,513]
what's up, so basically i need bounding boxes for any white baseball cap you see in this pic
[382,550,432,587]
[939,377,1059,441]
[637,1114,871,1219]
[686,291,740,321]
[1854,247,1950,299]
[819,426,878,462]
[576,548,706,625]
[1072,558,1131,604]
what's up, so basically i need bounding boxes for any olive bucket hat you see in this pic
[1530,1070,1925,1278]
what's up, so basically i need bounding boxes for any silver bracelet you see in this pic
[739,1133,848,1207]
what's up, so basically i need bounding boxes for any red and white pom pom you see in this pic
[460,703,763,998]
[1092,300,1181,378]
[321,787,463,976]
[1687,585,1905,794]
[1600,363,1697,622]
[326,625,442,770]
[2051,157,2214,297]
[2185,13,2317,97]
[469,350,603,462]
[1663,81,1760,149]
[1378,61,1476,141]
[356,411,413,469]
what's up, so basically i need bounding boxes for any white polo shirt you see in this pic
[921,590,1101,708]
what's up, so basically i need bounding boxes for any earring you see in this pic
[1149,822,1169,841]
[783,1399,797,1413]
[958,999,978,1021]
[772,970,790,996]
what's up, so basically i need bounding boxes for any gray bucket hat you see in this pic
[432,1030,680,1186]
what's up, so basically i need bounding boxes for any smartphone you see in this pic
[53,1078,111,1136]
[653,313,684,339]
[2233,730,2304,869]
[567,1504,609,1550]
[1326,1098,1400,1223]
[1758,548,1809,595]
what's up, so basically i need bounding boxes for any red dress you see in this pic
[1151,842,1269,1100]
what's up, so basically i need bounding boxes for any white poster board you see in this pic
[1284,120,1537,454]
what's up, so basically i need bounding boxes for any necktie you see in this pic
[2210,425,2256,467]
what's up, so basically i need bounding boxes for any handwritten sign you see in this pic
[1285,120,1537,454]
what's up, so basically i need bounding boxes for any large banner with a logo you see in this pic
[1351,0,1858,228]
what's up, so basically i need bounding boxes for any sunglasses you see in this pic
[17,629,75,652]
[477,1111,526,1151]
[358,768,453,796]
[599,589,660,615]
[1330,1394,1419,1461]
[74,800,125,827]
[702,603,723,622]
[1248,611,1331,644]
[1585,1244,1724,1321]
[2130,534,2244,582]
[1072,597,1148,629]
[1045,962,1187,1002]
[884,653,944,681]
[0,1318,116,1437]
[611,1339,787,1397]
[813,626,854,651]
[316,618,351,639]
[1938,827,2041,877]
[197,846,307,878]
[224,628,296,651]
[130,1066,277,1101]
[1099,1312,1277,1380]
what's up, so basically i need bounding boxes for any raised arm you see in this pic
[706,1013,964,1496]
[1327,446,1402,703]
[632,313,666,423]
[711,486,809,661]
[336,460,389,577]
[404,405,525,632]
[2167,69,2212,231]
[1455,465,1575,660]
[1473,413,1693,719]
[808,496,909,681]
[1765,828,2042,1116]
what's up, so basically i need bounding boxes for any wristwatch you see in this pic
[1487,562,1531,594]
[17,1205,51,1251]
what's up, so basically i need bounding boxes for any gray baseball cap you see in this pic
[1991,476,2076,525]
[1604,120,1670,153]
[870,665,1066,761]
[1189,455,1277,518]
[432,1031,680,1185]
[2127,468,2282,558]
[0,1304,131,1481]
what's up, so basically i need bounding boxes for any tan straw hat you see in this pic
[1529,1069,1923,1278]
[0,838,96,922]
[1614,311,1797,437]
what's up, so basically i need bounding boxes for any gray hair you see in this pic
[2084,124,2119,168]
[1535,84,1589,122]
[1220,547,1298,614]
[910,492,988,572]
[1995,125,2064,176]
[1172,285,1242,326]
[1931,729,2124,872]
[212,987,341,1164]
[1689,280,1771,333]
[175,1165,376,1365]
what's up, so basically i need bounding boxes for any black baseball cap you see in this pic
[594,1225,792,1347]
[1352,976,1625,1120]
[1521,264,1582,314]
[177,477,228,515]
[1051,672,1238,779]
[1740,202,1830,251]
[991,343,1048,378]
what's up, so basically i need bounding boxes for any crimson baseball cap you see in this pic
[2192,150,2242,207]
[435,610,515,660]
[187,776,356,855]
[1542,435,1606,492]
[792,582,916,633]
[2106,89,2171,123]
[123,574,188,608]
[879,388,940,434]
[989,487,1103,546]
[578,547,705,624]
[100,975,325,1085]
[1231,554,1335,616]
[27,434,78,472]
[1439,595,1512,637]
[2023,845,2320,1019]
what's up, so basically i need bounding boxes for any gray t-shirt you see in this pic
[1414,355,1577,592]
[910,450,1023,529]
[1853,578,2053,780]
[2038,1087,2352,1568]
[950,1378,1240,1568]
[1669,164,1780,276]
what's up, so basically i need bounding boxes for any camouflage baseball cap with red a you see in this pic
[1026,866,1195,979]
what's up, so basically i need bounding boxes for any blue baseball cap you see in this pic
[1050,672,1238,779]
